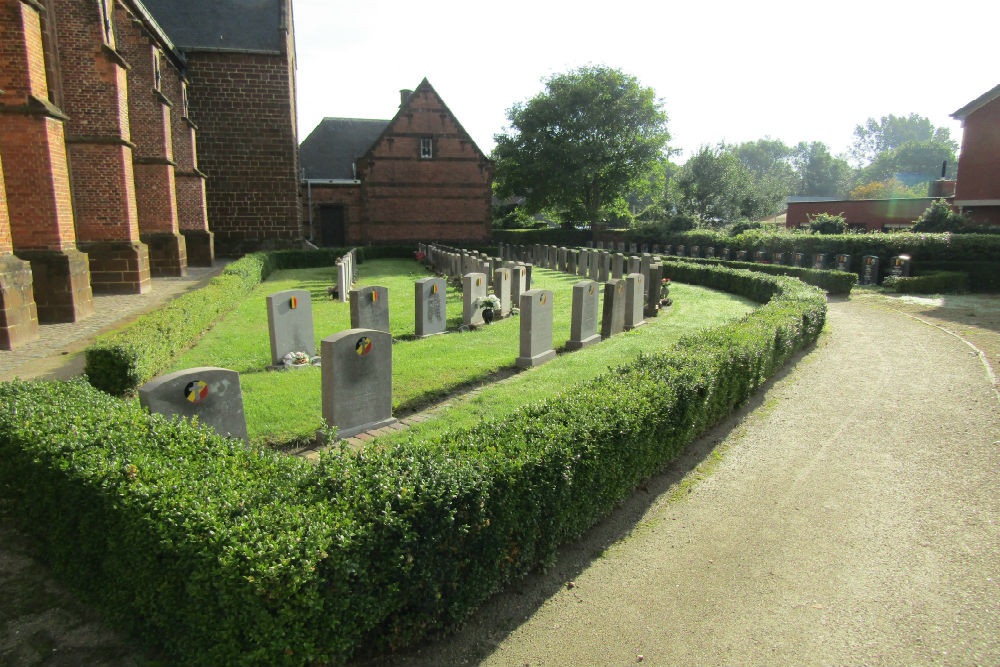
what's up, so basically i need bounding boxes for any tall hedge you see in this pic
[3,263,825,665]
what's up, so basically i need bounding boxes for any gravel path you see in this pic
[382,297,1000,666]
[3,296,999,666]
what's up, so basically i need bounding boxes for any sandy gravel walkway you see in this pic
[383,297,1000,666]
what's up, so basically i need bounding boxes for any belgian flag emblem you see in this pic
[355,336,372,356]
[184,380,208,403]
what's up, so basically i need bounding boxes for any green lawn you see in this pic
[165,258,756,446]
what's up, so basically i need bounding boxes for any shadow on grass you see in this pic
[360,342,817,667]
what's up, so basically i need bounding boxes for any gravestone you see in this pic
[705,246,715,258]
[320,328,396,439]
[652,244,660,254]
[889,254,911,277]
[414,277,447,337]
[589,249,600,281]
[719,247,730,260]
[350,285,390,333]
[640,254,652,295]
[627,256,640,275]
[860,255,880,285]
[336,261,350,302]
[567,250,578,275]
[624,273,646,330]
[630,243,638,253]
[558,247,568,271]
[511,264,527,307]
[598,252,611,282]
[677,245,686,257]
[691,245,701,258]
[813,253,828,270]
[494,267,512,316]
[601,278,626,339]
[645,264,663,317]
[612,253,624,279]
[516,289,556,368]
[578,249,590,276]
[736,250,748,261]
[793,252,806,267]
[567,280,601,350]
[524,263,533,289]
[618,241,626,252]
[664,244,673,256]
[139,367,249,441]
[463,272,487,326]
[641,243,649,253]
[755,251,768,263]
[773,252,786,265]
[835,254,851,272]
[266,289,315,366]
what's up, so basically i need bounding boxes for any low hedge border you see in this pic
[659,256,857,295]
[2,262,826,665]
[883,270,969,294]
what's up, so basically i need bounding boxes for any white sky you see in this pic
[293,0,998,164]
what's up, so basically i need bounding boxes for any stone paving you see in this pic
[0,263,229,382]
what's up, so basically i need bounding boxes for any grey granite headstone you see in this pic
[516,289,556,368]
[320,328,396,439]
[494,267,512,316]
[624,273,646,330]
[640,254,652,295]
[861,255,880,285]
[598,252,610,282]
[835,254,851,272]
[627,256,640,275]
[601,278,626,339]
[266,289,315,366]
[588,249,600,281]
[612,253,624,279]
[567,250,578,275]
[463,272,487,326]
[139,367,248,441]
[415,277,447,337]
[578,249,590,277]
[336,262,350,302]
[511,265,527,307]
[645,264,663,317]
[350,285,390,333]
[567,280,601,350]
[524,263,533,289]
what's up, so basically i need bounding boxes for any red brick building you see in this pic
[951,84,1000,226]
[0,0,301,349]
[786,83,1000,232]
[300,79,492,246]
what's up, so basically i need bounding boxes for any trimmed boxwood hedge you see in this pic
[661,256,857,295]
[2,262,826,665]
[883,270,969,294]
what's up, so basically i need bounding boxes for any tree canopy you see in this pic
[491,66,670,228]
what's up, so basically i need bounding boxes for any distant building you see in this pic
[300,79,492,246]
[786,83,1000,232]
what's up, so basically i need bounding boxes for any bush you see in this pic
[671,256,857,295]
[883,270,968,294]
[807,212,847,235]
[911,199,970,233]
[3,263,825,666]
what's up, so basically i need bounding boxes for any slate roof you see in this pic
[140,0,284,53]
[299,118,391,180]
[952,83,1000,120]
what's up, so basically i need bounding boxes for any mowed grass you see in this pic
[164,258,756,446]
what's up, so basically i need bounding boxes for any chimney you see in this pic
[399,89,413,108]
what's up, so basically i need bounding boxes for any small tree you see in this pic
[912,199,968,233]
[807,212,846,235]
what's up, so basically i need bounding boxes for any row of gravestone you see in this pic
[484,240,913,287]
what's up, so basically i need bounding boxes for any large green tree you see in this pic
[850,113,957,164]
[850,113,958,186]
[669,145,774,226]
[492,66,670,229]
[791,141,852,197]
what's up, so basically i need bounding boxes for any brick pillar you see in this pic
[53,0,151,295]
[0,0,93,324]
[0,145,40,349]
[169,77,213,266]
[118,11,185,277]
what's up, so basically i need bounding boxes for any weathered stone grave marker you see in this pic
[516,289,556,368]
[494,267,512,316]
[320,328,396,439]
[350,285,390,333]
[646,263,663,317]
[266,289,315,366]
[139,367,249,441]
[463,272,487,326]
[612,252,624,279]
[415,277,447,337]
[567,280,601,350]
[601,278,626,339]
[624,273,646,330]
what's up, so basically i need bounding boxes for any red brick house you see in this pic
[951,83,1000,226]
[300,79,492,246]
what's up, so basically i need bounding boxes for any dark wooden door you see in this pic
[318,205,346,247]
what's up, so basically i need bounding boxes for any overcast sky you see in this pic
[293,0,997,164]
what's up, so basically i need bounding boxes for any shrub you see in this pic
[883,270,968,294]
[3,263,825,666]
[807,212,847,235]
[911,199,970,233]
[670,256,857,295]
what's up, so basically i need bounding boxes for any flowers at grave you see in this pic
[282,351,310,367]
[476,294,501,312]
[660,277,673,307]
[414,251,427,263]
